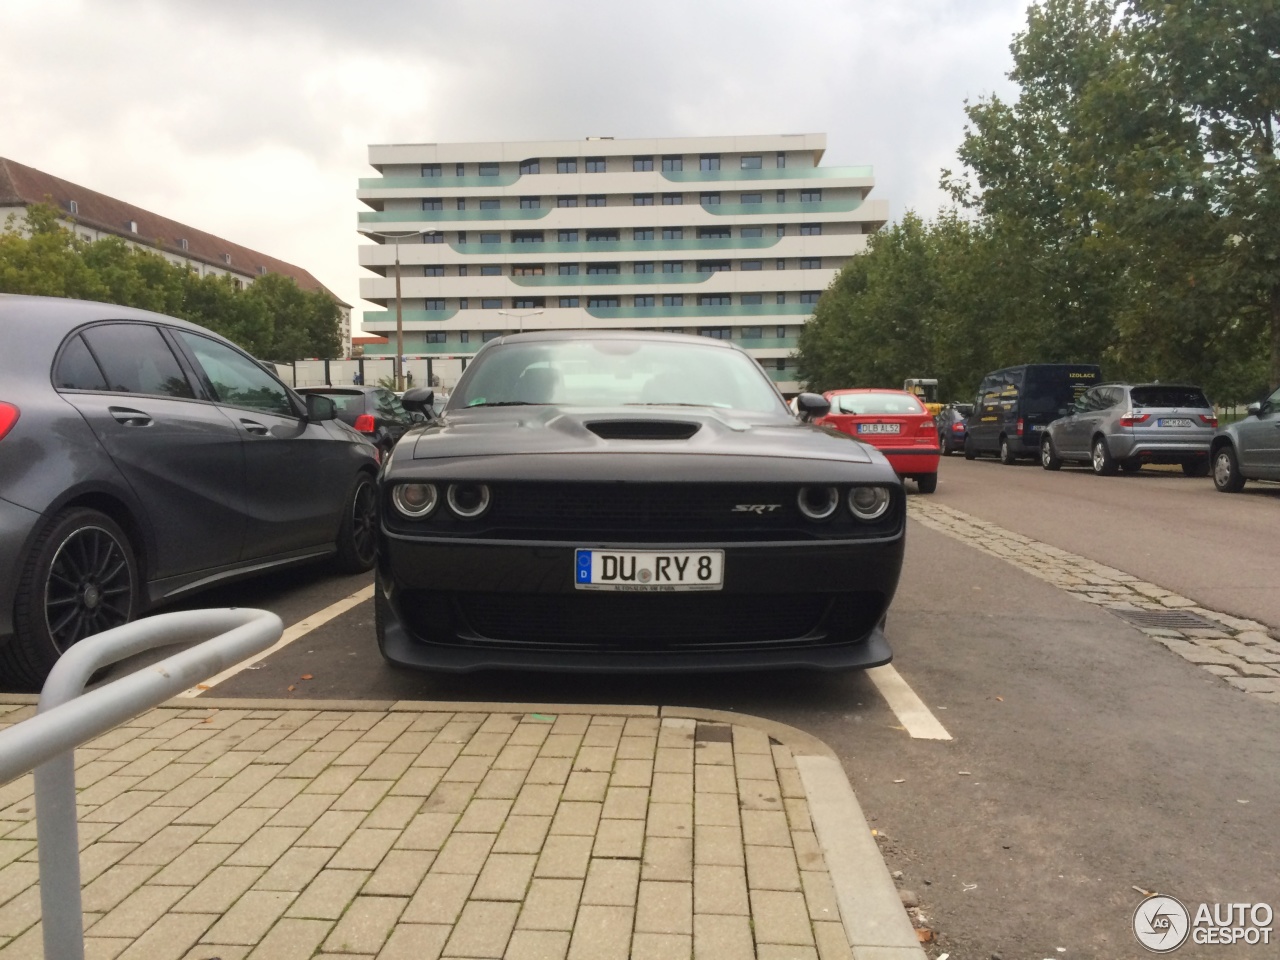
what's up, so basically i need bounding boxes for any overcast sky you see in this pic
[1,0,1027,331]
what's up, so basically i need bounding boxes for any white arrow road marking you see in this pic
[866,664,952,740]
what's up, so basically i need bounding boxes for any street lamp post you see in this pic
[360,228,434,391]
[497,308,545,334]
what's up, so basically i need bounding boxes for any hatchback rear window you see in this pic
[829,393,925,415]
[1130,386,1210,409]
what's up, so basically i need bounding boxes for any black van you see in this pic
[965,364,1101,463]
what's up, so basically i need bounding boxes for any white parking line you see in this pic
[866,664,952,740]
[177,584,375,697]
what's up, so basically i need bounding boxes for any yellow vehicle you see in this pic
[904,378,943,417]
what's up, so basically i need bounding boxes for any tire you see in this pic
[916,473,938,494]
[1091,436,1118,476]
[963,436,976,460]
[3,508,139,690]
[333,472,378,573]
[1121,459,1143,473]
[998,435,1017,465]
[1182,459,1210,478]
[1212,445,1245,492]
[1040,436,1062,471]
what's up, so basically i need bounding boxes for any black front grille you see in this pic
[410,590,884,652]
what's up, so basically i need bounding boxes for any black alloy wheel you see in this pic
[335,473,378,573]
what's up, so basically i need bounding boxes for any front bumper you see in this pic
[375,534,903,673]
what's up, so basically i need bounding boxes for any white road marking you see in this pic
[177,584,375,697]
[866,664,952,740]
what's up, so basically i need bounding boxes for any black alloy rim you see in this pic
[44,526,134,653]
[352,480,378,564]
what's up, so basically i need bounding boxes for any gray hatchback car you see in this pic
[1209,385,1280,492]
[1040,382,1216,476]
[0,295,380,688]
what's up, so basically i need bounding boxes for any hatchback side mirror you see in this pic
[1247,401,1262,417]
[795,393,831,421]
[401,387,436,417]
[304,394,335,422]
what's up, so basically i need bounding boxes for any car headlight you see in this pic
[797,485,839,520]
[447,482,491,518]
[848,485,891,521]
[393,482,438,518]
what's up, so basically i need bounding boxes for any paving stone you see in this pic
[813,919,855,960]
[635,880,692,935]
[694,792,740,828]
[583,725,624,748]
[616,737,656,761]
[243,917,331,960]
[389,767,446,797]
[610,759,654,788]
[402,872,477,924]
[739,778,784,812]
[504,929,571,960]
[321,894,407,955]
[746,844,802,892]
[296,810,365,848]
[472,853,538,901]
[758,944,818,960]
[477,769,529,801]
[445,755,497,784]
[777,768,806,800]
[112,911,218,960]
[652,748,694,775]
[551,802,602,837]
[201,889,294,945]
[641,836,693,882]
[526,757,573,786]
[1225,676,1280,693]
[693,742,733,767]
[425,782,480,813]
[306,765,362,795]
[535,836,594,880]
[398,812,460,851]
[732,727,773,756]
[365,849,436,897]
[693,913,755,960]
[493,745,541,771]
[593,818,645,860]
[444,900,520,958]
[433,832,497,875]
[792,831,825,872]
[694,824,745,867]
[802,870,842,923]
[694,864,749,916]
[517,879,584,931]
[362,795,424,830]
[494,815,553,855]
[601,786,648,820]
[582,858,641,906]
[333,779,393,812]
[82,864,161,912]
[88,882,189,938]
[254,846,335,892]
[650,772,694,805]
[785,798,814,833]
[561,771,609,802]
[751,889,815,945]
[377,922,451,960]
[462,732,513,757]
[646,802,693,839]
[506,725,552,748]
[512,784,563,817]
[733,753,776,781]
[287,868,370,920]
[742,810,792,847]
[567,904,633,960]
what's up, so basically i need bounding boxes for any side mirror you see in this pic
[304,394,335,422]
[795,393,831,421]
[401,387,435,417]
[1246,402,1262,417]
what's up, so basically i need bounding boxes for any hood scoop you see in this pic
[586,419,702,441]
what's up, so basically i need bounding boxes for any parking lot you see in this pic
[77,456,1268,958]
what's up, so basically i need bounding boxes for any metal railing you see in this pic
[0,608,283,960]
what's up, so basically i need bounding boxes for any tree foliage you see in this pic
[0,203,341,361]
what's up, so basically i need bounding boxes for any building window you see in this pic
[662,261,684,273]
[662,193,683,205]
[425,298,446,310]
[663,295,684,306]
[456,232,467,243]
[700,155,720,171]
[662,156,683,172]
[634,157,654,171]
[479,199,500,210]
[457,198,466,210]
[479,162,500,177]
[740,227,763,239]
[697,261,731,273]
[481,298,502,309]
[776,259,786,270]
[634,228,654,241]
[585,157,606,173]
[422,164,442,177]
[777,325,787,338]
[587,229,619,242]
[419,331,444,344]
[799,292,821,304]
[519,196,540,209]
[699,327,732,339]
[586,194,607,207]
[588,296,619,307]
[741,293,763,305]
[557,158,577,173]
[68,199,79,214]
[460,331,470,343]
[800,189,823,203]
[481,265,502,276]
[559,297,580,307]
[775,358,786,371]
[557,196,578,207]
[633,194,654,206]
[519,159,540,174]
[558,230,579,242]
[179,238,189,250]
[777,225,786,237]
[559,264,580,275]
[460,298,469,308]
[776,293,786,304]
[800,223,822,236]
[635,295,655,307]
[511,265,545,276]
[698,295,731,306]
[423,232,443,243]
[698,227,730,239]
[662,227,683,240]
[458,265,468,276]
[480,232,501,244]
[776,153,786,168]
[740,193,762,204]
[424,266,444,277]
[513,298,544,309]
[456,163,465,176]
[634,262,655,274]
[741,326,763,339]
[700,192,721,205]
[777,191,786,203]
[587,263,620,275]
[741,156,763,170]
[512,230,544,243]
[800,258,822,269]
[483,331,502,341]
[422,198,443,210]
[741,260,763,271]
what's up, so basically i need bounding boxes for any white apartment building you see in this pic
[356,134,887,394]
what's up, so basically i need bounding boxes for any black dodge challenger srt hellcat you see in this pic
[376,330,905,674]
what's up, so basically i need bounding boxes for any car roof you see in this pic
[297,386,381,394]
[824,388,918,396]
[484,329,740,351]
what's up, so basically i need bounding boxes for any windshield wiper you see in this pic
[466,401,541,408]
[623,402,712,408]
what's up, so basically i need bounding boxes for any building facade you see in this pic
[0,157,352,353]
[356,134,887,394]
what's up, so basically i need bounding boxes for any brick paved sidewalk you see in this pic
[0,699,913,960]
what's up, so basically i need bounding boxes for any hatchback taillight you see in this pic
[951,422,965,432]
[1118,412,1150,427]
[1199,414,1218,428]
[0,403,18,441]
[353,414,376,433]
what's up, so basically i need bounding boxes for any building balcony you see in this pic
[359,208,551,224]
[510,272,715,287]
[358,174,522,190]
[450,236,782,255]
[702,198,862,217]
[739,338,799,350]
[361,309,458,325]
[661,165,873,183]
[585,303,813,320]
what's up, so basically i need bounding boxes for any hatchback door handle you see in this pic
[109,407,152,427]
[239,419,269,436]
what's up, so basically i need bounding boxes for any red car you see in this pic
[818,389,940,493]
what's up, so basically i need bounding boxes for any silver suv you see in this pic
[1209,385,1280,492]
[1040,383,1216,476]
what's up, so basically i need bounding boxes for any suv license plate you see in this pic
[575,549,724,592]
[1158,418,1194,427]
[858,423,901,434]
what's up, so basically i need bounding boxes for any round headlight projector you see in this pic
[849,486,891,521]
[447,482,491,518]
[393,483,438,518]
[796,485,840,520]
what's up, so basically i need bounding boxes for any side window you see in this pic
[54,334,108,391]
[1107,387,1125,409]
[175,332,294,416]
[80,324,195,398]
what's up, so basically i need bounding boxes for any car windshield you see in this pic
[828,393,924,415]
[452,338,787,414]
[1129,386,1210,409]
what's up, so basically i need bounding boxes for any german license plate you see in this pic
[574,549,724,592]
[1158,418,1194,427]
[858,423,901,434]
